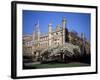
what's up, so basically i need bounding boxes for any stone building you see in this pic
[23,17,90,61]
[23,17,68,56]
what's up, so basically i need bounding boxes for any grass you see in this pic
[23,62,90,69]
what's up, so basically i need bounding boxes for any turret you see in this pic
[37,20,40,41]
[48,23,52,33]
[48,22,52,46]
[62,17,67,44]
[32,31,35,41]
[35,20,40,41]
[62,17,67,29]
[81,33,86,54]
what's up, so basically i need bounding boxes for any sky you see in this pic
[23,10,91,41]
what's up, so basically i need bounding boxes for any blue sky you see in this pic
[23,10,91,41]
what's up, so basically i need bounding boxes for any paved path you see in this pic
[24,62,41,66]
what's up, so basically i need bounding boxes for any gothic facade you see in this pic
[23,17,90,60]
[23,18,68,56]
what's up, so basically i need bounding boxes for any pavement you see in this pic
[24,62,41,66]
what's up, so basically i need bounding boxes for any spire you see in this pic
[34,20,40,41]
[48,19,52,26]
[62,17,66,21]
[37,20,39,28]
[48,20,52,46]
[81,32,85,40]
[35,20,40,32]
[62,17,66,29]
[48,20,52,33]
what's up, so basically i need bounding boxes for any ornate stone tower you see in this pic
[32,20,40,51]
[48,22,52,46]
[62,17,67,44]
[35,20,40,41]
[32,21,41,61]
[81,33,86,54]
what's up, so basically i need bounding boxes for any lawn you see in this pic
[23,62,90,69]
